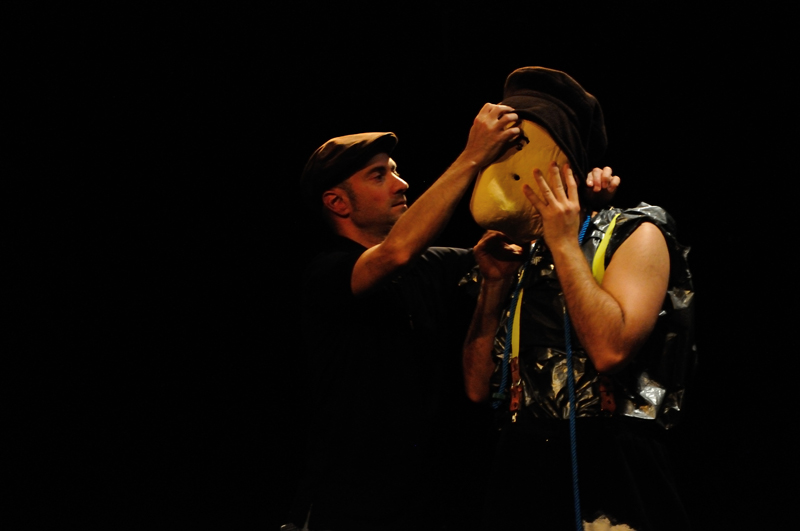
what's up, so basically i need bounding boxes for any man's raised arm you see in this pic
[351,104,519,295]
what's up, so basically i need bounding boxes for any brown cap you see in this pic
[300,132,398,200]
[501,66,606,180]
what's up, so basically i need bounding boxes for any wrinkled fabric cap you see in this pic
[501,67,607,179]
[300,132,398,199]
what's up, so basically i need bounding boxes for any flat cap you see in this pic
[300,132,398,199]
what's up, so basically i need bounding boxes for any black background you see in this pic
[12,2,795,529]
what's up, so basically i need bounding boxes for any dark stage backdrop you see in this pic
[12,2,793,529]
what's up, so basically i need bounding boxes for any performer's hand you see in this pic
[585,166,620,209]
[474,230,524,282]
[523,162,582,246]
[462,103,521,168]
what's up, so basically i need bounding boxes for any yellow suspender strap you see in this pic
[591,212,621,285]
[511,212,621,360]
[511,288,523,361]
[509,285,524,411]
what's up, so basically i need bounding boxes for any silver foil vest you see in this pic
[487,203,696,429]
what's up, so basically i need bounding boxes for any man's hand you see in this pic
[474,230,524,281]
[585,166,620,209]
[461,103,520,168]
[523,162,583,248]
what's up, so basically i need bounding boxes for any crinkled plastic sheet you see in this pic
[473,203,697,430]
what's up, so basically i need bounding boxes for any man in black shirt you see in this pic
[289,104,520,531]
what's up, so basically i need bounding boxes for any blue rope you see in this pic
[564,214,592,531]
[494,215,591,531]
[578,214,591,245]
[564,313,583,530]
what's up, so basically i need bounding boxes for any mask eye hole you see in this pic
[512,174,521,181]
[515,133,529,151]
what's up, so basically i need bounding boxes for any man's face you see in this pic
[338,152,409,234]
[469,120,570,243]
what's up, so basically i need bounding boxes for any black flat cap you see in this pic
[501,67,607,180]
[300,132,398,200]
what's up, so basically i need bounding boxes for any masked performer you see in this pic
[463,67,695,531]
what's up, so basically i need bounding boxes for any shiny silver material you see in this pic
[485,203,696,429]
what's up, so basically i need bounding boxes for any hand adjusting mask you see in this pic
[469,66,608,244]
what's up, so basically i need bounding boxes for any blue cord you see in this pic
[578,214,591,245]
[494,215,591,531]
[564,313,583,530]
[565,214,592,530]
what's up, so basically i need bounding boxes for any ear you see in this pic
[322,188,351,217]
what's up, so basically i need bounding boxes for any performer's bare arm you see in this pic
[462,231,524,402]
[351,104,520,295]
[524,162,669,374]
[462,167,623,402]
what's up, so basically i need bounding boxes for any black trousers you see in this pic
[481,413,691,531]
